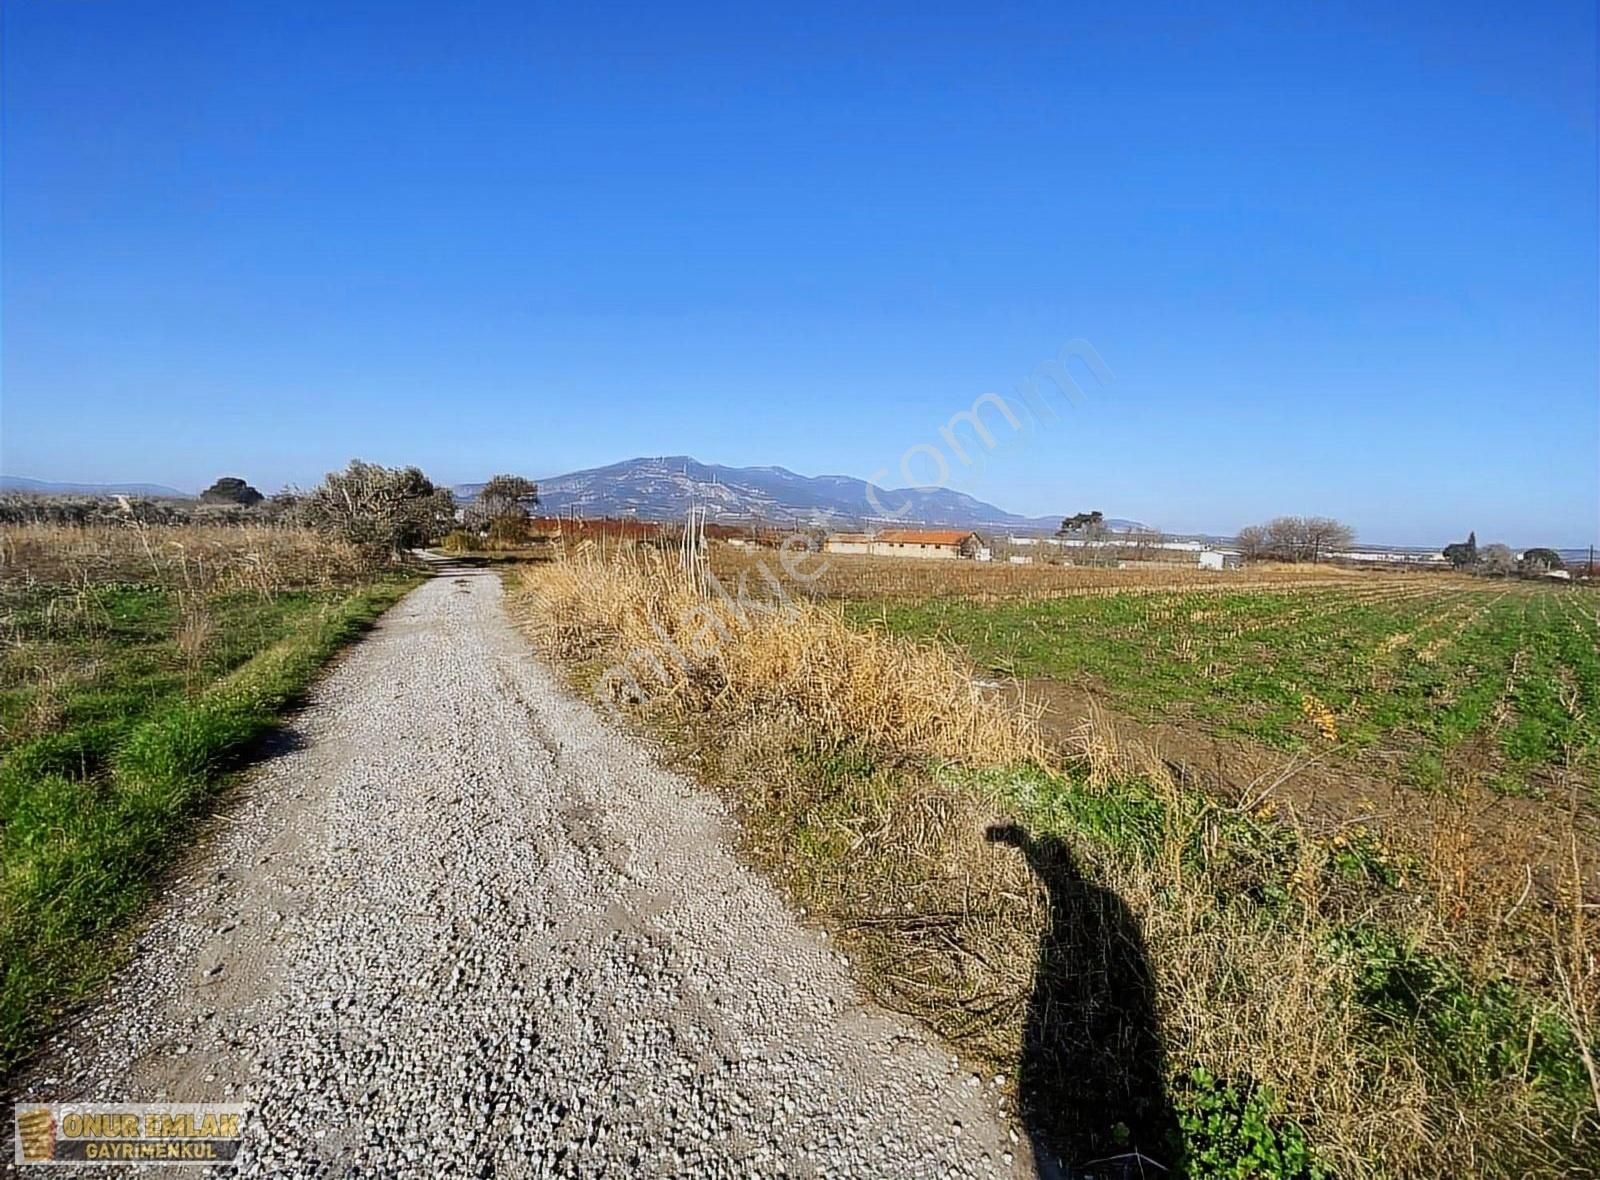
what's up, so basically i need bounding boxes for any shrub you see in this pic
[299,460,455,552]
[464,473,539,533]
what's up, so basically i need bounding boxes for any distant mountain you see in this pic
[459,456,1141,534]
[0,475,192,498]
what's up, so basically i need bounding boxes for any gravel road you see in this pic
[9,569,1026,1177]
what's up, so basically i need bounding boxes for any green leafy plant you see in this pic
[1328,827,1399,887]
[1172,1068,1324,1180]
[1333,927,1589,1099]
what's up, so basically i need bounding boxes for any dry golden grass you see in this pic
[511,548,1600,1177]
[519,547,1042,767]
[0,522,385,593]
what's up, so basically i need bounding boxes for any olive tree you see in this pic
[465,474,539,541]
[1443,531,1478,569]
[200,476,264,506]
[467,476,540,527]
[300,460,456,552]
[1520,547,1563,574]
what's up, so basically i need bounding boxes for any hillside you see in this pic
[0,475,191,498]
[459,456,1139,533]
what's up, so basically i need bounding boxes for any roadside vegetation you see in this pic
[0,492,431,1074]
[513,547,1600,1179]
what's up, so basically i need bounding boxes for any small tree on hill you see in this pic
[200,476,264,506]
[301,460,455,552]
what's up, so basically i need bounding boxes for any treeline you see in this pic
[1,460,542,555]
[1443,532,1566,577]
[0,494,298,527]
[1234,516,1354,563]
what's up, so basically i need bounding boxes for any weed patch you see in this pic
[1172,1069,1324,1180]
[0,539,415,1075]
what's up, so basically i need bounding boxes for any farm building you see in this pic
[823,529,985,560]
[822,532,875,555]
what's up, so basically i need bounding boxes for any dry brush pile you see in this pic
[513,549,1599,1179]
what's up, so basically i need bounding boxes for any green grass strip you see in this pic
[0,578,416,1075]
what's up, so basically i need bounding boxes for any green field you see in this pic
[848,578,1600,791]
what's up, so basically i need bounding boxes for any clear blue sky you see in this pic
[3,1,1595,546]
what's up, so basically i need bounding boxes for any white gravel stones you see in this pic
[11,570,1022,1177]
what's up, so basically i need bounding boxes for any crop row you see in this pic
[848,581,1600,788]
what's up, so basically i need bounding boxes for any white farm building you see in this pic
[823,529,986,560]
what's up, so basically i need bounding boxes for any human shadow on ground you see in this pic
[986,823,1174,1179]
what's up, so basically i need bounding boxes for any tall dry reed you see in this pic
[518,547,1043,768]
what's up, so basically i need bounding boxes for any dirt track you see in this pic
[8,568,1022,1177]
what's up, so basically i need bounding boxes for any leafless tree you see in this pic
[1301,516,1355,562]
[1235,524,1270,561]
[1237,516,1356,562]
[1124,526,1164,554]
[1273,518,1308,559]
[1479,543,1517,577]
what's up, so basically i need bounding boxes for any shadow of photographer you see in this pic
[987,823,1174,1179]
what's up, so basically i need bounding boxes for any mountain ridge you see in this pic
[0,475,192,498]
[459,455,1139,534]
